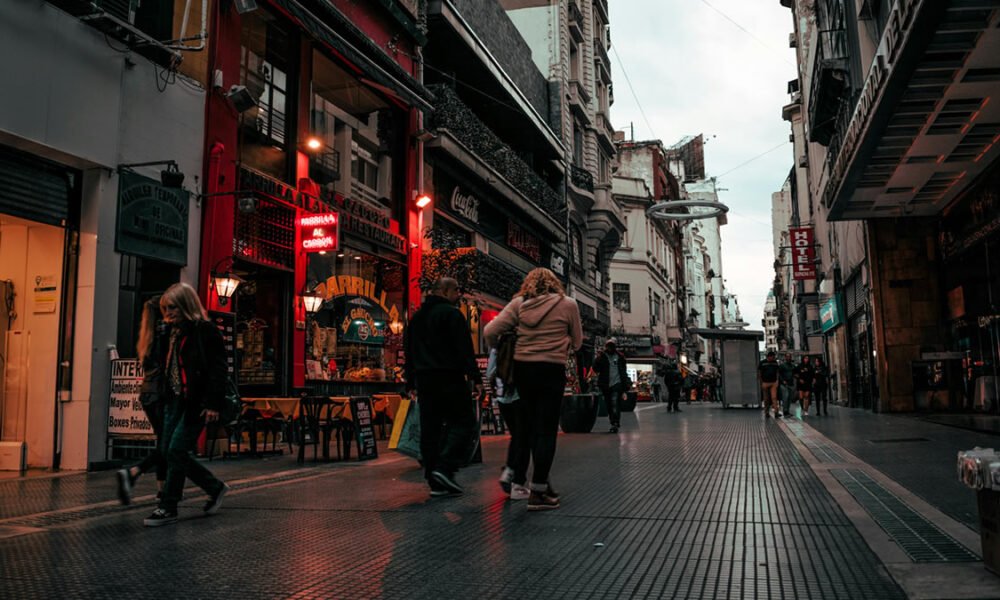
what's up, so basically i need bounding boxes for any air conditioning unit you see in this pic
[0,442,26,471]
[92,0,138,23]
[798,155,809,168]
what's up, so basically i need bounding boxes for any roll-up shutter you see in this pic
[0,147,72,226]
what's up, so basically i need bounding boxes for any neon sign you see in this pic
[298,213,340,253]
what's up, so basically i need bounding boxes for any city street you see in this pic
[3,403,1000,599]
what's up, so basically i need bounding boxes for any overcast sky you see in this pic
[608,0,796,329]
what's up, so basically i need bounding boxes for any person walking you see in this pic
[758,351,780,418]
[778,353,796,418]
[484,268,583,511]
[795,355,814,416]
[664,359,684,413]
[116,296,168,505]
[812,356,830,416]
[404,277,482,497]
[652,358,665,404]
[485,347,529,501]
[593,339,630,434]
[144,283,229,527]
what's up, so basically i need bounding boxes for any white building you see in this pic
[763,291,780,352]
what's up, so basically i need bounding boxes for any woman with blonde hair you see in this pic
[143,282,230,527]
[484,268,583,510]
[116,296,168,505]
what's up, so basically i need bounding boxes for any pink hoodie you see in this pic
[483,294,584,364]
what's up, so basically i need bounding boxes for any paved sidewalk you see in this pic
[0,403,995,598]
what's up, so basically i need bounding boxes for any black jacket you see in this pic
[161,319,227,412]
[758,359,779,383]
[404,295,479,391]
[593,350,629,390]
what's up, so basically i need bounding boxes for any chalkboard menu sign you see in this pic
[475,355,492,395]
[350,396,379,460]
[209,311,238,383]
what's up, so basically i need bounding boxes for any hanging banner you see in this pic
[790,226,817,281]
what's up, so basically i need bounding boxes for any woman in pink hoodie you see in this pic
[484,268,583,511]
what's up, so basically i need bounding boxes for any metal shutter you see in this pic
[0,147,72,227]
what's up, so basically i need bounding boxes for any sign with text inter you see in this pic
[298,212,340,253]
[790,227,817,281]
[108,359,153,437]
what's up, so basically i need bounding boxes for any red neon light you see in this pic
[298,212,340,252]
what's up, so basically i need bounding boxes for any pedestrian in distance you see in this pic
[144,283,230,527]
[664,359,684,413]
[485,347,529,501]
[652,357,665,404]
[795,355,814,416]
[116,296,168,505]
[484,268,583,511]
[758,351,780,418]
[778,353,796,418]
[812,356,830,416]
[404,277,483,498]
[593,338,630,434]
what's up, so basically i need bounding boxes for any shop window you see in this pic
[304,251,406,383]
[234,272,291,390]
[239,12,292,181]
[613,283,631,313]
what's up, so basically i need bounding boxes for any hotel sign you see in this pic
[790,227,816,281]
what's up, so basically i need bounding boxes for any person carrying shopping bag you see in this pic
[484,268,583,511]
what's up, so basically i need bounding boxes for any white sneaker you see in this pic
[499,466,514,494]
[803,410,809,417]
[776,412,784,418]
[510,484,530,501]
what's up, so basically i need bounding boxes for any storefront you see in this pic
[614,334,661,401]
[0,144,80,469]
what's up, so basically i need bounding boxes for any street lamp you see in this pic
[210,257,242,306]
[301,288,324,314]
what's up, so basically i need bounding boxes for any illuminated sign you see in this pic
[298,212,340,253]
[790,227,816,281]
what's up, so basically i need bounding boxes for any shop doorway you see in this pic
[848,312,874,410]
[116,255,182,358]
[234,266,292,396]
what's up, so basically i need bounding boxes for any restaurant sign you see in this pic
[507,221,541,262]
[238,166,332,213]
[449,186,480,224]
[335,196,406,254]
[819,295,843,333]
[790,227,817,281]
[116,171,189,266]
[298,212,340,253]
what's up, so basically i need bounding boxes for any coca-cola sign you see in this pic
[450,186,480,224]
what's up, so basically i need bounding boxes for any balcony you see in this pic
[593,0,609,23]
[808,28,850,146]
[427,84,565,219]
[568,0,585,43]
[570,164,594,193]
[595,111,616,152]
[420,247,524,300]
[568,79,592,125]
[594,39,612,83]
[48,0,182,67]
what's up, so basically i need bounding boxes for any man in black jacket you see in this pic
[405,277,482,496]
[593,339,630,433]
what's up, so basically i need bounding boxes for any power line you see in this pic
[698,0,796,67]
[610,45,656,140]
[715,141,791,179]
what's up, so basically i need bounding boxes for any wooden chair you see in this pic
[296,396,331,464]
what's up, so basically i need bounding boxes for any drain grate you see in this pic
[832,469,978,563]
[785,421,845,463]
[868,437,930,444]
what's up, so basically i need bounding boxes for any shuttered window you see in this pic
[0,147,72,227]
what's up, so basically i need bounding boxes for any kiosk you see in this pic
[688,328,764,408]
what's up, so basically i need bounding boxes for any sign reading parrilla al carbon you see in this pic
[298,212,340,252]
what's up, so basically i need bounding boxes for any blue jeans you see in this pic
[159,397,224,512]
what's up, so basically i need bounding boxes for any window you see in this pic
[570,41,581,81]
[573,122,585,167]
[239,12,292,181]
[652,291,662,326]
[613,283,631,313]
[571,226,585,269]
[351,141,380,203]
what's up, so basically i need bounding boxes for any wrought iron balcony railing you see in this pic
[427,84,565,219]
[808,28,850,146]
[570,164,595,192]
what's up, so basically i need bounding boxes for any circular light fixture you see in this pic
[211,272,243,306]
[305,137,323,151]
[646,200,729,222]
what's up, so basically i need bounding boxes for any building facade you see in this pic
[781,0,1000,412]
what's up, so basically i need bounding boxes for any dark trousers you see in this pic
[417,372,476,480]
[814,386,829,414]
[514,361,565,487]
[159,397,224,512]
[667,386,681,411]
[498,401,527,485]
[601,383,624,427]
[136,401,167,481]
[652,383,662,403]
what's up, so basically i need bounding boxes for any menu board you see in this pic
[350,396,379,460]
[209,311,237,383]
[475,356,491,394]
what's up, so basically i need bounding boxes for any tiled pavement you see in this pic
[0,403,997,599]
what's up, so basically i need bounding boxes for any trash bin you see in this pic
[978,490,1000,574]
[560,394,598,433]
[959,448,1000,573]
[622,391,638,412]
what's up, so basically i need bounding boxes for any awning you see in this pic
[270,0,434,112]
[688,328,764,341]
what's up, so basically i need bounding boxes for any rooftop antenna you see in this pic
[630,122,634,142]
